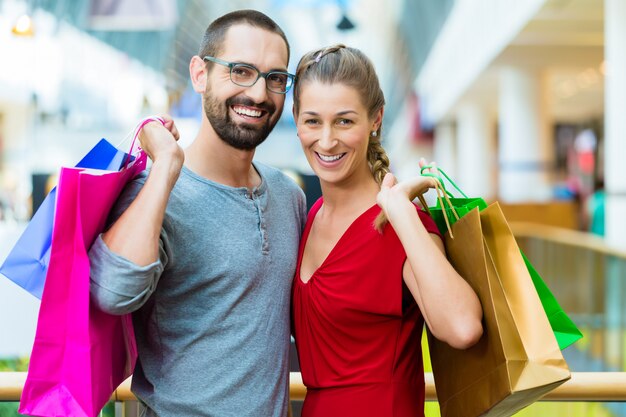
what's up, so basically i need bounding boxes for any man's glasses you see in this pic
[203,56,295,94]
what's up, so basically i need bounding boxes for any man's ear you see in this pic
[190,56,207,93]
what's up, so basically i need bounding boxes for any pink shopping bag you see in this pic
[0,139,129,299]
[19,124,155,416]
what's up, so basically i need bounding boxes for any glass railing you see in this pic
[2,223,626,417]
[511,222,626,417]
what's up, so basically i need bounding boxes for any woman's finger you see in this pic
[381,172,396,189]
[429,161,438,175]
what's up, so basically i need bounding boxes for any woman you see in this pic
[291,45,483,417]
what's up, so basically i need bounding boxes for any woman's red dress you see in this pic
[292,198,441,417]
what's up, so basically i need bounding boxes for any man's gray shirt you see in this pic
[89,162,306,417]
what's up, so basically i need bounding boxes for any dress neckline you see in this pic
[297,198,379,285]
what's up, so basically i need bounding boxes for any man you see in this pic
[89,10,306,417]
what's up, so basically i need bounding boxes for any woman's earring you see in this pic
[371,131,377,137]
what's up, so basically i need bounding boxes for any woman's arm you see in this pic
[377,173,483,349]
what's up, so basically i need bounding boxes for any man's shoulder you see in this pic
[255,162,303,193]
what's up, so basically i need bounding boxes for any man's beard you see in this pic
[203,92,279,150]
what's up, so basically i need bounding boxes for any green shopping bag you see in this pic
[523,253,583,350]
[418,168,488,234]
[421,166,582,350]
[430,197,487,235]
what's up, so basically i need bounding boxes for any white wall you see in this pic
[416,0,546,124]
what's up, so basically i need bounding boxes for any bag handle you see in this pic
[420,167,461,238]
[434,179,459,238]
[122,116,166,169]
[420,165,468,199]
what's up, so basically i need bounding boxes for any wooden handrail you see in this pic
[3,372,626,402]
[510,221,626,259]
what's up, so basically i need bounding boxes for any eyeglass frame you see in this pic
[203,56,296,94]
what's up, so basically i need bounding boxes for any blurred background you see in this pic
[1,0,625,416]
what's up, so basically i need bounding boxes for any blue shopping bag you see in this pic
[0,139,128,298]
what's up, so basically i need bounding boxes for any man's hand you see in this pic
[139,115,184,171]
[102,115,184,267]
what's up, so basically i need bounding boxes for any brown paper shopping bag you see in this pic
[428,203,570,417]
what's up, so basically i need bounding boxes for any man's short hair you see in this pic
[199,10,290,65]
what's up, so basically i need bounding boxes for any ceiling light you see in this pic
[12,13,35,37]
[337,13,355,31]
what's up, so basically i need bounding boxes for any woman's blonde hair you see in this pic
[293,45,391,232]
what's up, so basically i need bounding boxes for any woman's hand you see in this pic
[418,157,439,176]
[376,171,438,223]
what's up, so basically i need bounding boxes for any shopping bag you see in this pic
[422,167,582,350]
[428,203,571,417]
[429,196,487,235]
[523,253,584,350]
[0,139,128,298]
[19,152,144,417]
[18,117,162,417]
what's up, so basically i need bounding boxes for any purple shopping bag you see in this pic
[0,139,128,298]
[19,148,146,417]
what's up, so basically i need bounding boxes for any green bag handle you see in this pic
[420,165,469,198]
[421,172,455,200]
[417,170,460,237]
[419,169,461,234]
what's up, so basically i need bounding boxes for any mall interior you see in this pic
[0,0,625,416]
